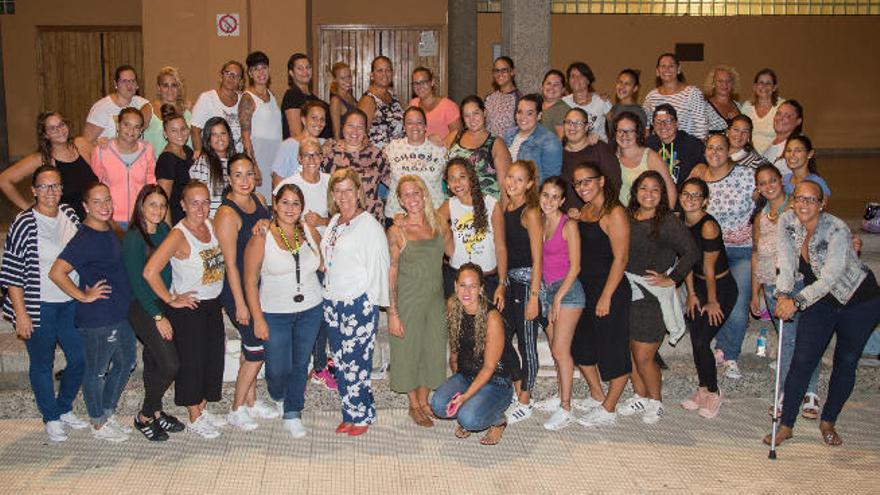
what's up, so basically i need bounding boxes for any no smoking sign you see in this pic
[217,13,240,37]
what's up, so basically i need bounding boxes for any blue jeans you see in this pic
[26,301,85,423]
[764,283,818,396]
[781,295,880,428]
[324,293,378,425]
[263,305,322,419]
[863,328,880,355]
[714,246,752,361]
[430,373,513,432]
[79,320,137,424]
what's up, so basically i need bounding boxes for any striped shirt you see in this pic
[643,85,709,140]
[1,205,80,331]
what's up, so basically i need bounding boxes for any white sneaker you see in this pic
[723,360,742,379]
[248,399,281,419]
[642,399,665,425]
[572,396,603,412]
[506,402,533,424]
[59,411,89,430]
[617,395,647,417]
[543,408,573,430]
[282,418,307,439]
[92,422,129,442]
[577,407,617,428]
[187,415,221,439]
[105,415,133,434]
[227,407,259,431]
[533,396,561,413]
[45,420,68,442]
[200,409,228,428]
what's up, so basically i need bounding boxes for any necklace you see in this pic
[276,222,304,302]
[764,193,789,221]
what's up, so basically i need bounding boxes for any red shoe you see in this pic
[347,424,369,437]
[335,422,352,434]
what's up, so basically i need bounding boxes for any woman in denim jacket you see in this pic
[505,94,562,182]
[766,181,880,447]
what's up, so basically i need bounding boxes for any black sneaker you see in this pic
[156,411,185,433]
[135,416,169,442]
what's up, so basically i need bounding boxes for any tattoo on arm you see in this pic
[239,96,255,132]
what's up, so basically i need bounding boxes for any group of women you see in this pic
[1,50,877,449]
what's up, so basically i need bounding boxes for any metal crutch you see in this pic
[769,317,785,459]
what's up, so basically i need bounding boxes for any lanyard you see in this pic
[276,222,304,302]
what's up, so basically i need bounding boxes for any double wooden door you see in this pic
[36,27,143,137]
[318,25,447,104]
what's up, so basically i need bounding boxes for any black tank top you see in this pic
[55,153,97,220]
[220,193,270,293]
[578,217,614,282]
[505,203,532,269]
[688,213,730,277]
[456,309,518,379]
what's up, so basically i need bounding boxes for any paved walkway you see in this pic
[1,396,878,494]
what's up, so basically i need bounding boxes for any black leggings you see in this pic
[129,301,180,417]
[688,275,738,393]
[167,297,225,407]
[502,280,538,391]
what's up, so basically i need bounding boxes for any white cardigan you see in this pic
[321,211,390,306]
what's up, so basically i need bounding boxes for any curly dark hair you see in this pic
[447,263,489,357]
[445,157,488,236]
[627,170,671,239]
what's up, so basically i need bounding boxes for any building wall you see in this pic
[0,0,142,157]
[477,13,880,150]
[142,0,308,122]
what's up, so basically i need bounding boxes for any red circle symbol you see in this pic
[218,14,238,34]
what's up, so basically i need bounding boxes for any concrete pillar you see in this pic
[501,0,550,95]
[447,0,477,102]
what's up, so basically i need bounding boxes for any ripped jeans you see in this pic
[79,320,137,425]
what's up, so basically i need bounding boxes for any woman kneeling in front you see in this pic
[431,263,519,445]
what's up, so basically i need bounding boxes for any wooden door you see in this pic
[318,25,447,105]
[36,27,142,137]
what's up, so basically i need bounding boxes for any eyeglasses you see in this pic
[794,195,821,205]
[653,118,675,126]
[411,79,431,87]
[680,192,703,200]
[222,71,242,80]
[34,183,62,192]
[573,176,600,187]
[492,67,511,74]
[563,119,587,128]
[616,128,637,136]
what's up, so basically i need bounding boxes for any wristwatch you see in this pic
[153,314,165,322]
[793,295,808,311]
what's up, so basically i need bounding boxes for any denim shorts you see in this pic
[540,278,586,310]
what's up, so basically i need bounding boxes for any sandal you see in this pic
[820,422,842,446]
[762,425,793,447]
[480,422,507,446]
[420,403,437,420]
[801,394,820,420]
[454,424,471,439]
[409,407,433,428]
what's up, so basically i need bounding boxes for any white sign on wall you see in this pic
[217,13,240,37]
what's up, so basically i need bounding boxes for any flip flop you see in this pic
[454,424,471,439]
[820,427,842,446]
[480,422,507,446]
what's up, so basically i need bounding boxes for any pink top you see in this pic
[410,97,460,141]
[90,140,156,223]
[542,215,570,284]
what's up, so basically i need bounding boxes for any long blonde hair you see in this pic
[447,263,490,357]
[396,174,440,236]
